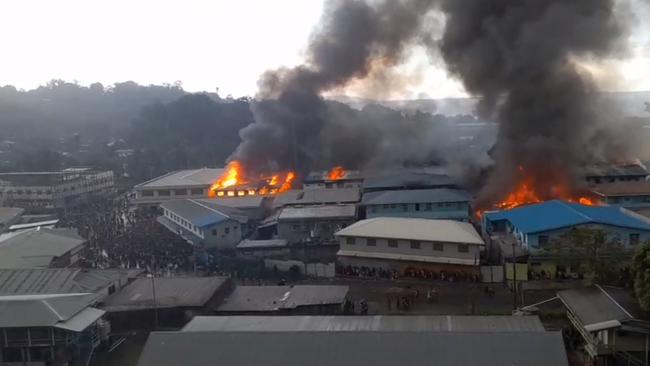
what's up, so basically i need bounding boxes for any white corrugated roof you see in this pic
[279,204,356,220]
[136,168,223,188]
[335,217,484,245]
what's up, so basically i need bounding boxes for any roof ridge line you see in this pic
[189,199,228,218]
[561,200,593,222]
[41,299,65,321]
[596,284,634,319]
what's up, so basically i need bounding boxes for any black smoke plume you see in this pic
[229,0,438,176]
[438,0,628,207]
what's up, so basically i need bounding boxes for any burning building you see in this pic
[208,161,296,199]
[303,168,363,190]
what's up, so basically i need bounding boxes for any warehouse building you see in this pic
[133,168,223,208]
[362,188,471,221]
[273,188,361,208]
[0,228,87,269]
[336,217,484,275]
[302,170,364,189]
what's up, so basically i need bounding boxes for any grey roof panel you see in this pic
[217,285,349,312]
[137,331,569,366]
[362,188,471,205]
[559,286,634,326]
[136,168,224,188]
[0,207,24,225]
[160,199,248,227]
[0,293,98,328]
[278,204,356,220]
[236,239,289,249]
[0,268,141,295]
[183,315,545,332]
[0,228,86,269]
[273,188,360,207]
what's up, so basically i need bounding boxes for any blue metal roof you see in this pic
[160,199,247,228]
[484,200,650,234]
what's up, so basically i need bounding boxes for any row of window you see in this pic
[371,202,466,213]
[141,188,204,197]
[165,209,199,232]
[211,225,238,237]
[608,196,650,204]
[345,237,469,253]
[536,233,641,246]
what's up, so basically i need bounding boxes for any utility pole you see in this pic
[512,242,517,310]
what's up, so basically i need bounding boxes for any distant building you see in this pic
[215,285,349,315]
[583,163,648,184]
[158,199,249,250]
[362,188,471,221]
[277,204,357,244]
[303,170,364,189]
[273,188,361,208]
[336,217,484,275]
[0,228,87,269]
[137,317,568,366]
[102,276,231,331]
[362,171,456,193]
[133,168,223,208]
[591,181,650,211]
[0,293,107,366]
[0,207,24,233]
[483,200,650,251]
[0,168,114,213]
[558,285,650,365]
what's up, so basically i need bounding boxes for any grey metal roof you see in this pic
[236,239,289,249]
[53,307,105,332]
[278,204,356,221]
[583,164,648,177]
[161,199,248,228]
[0,207,24,225]
[137,331,569,366]
[273,188,360,207]
[0,293,98,328]
[136,168,224,189]
[558,285,639,326]
[0,268,142,295]
[217,285,349,312]
[0,228,86,269]
[362,188,471,205]
[182,315,545,332]
[102,276,228,312]
[363,172,456,191]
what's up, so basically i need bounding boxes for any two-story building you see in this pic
[583,163,648,185]
[133,168,223,209]
[362,188,471,221]
[158,199,249,250]
[303,170,364,189]
[336,217,484,276]
[591,181,650,211]
[277,204,357,245]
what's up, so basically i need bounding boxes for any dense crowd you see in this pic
[338,265,482,283]
[59,196,194,275]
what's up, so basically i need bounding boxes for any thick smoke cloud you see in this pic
[438,0,628,206]
[229,0,438,176]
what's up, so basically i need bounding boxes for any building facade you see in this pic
[363,188,471,221]
[133,168,223,208]
[0,168,114,213]
[277,204,357,245]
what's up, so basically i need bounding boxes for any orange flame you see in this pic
[209,160,297,197]
[327,166,347,180]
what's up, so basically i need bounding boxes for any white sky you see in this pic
[0,0,648,99]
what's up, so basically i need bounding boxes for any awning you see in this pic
[337,250,478,266]
[54,307,105,332]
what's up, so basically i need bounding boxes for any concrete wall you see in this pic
[201,220,245,249]
[366,202,469,221]
[338,236,481,263]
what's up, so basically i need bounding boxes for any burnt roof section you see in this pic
[304,170,364,183]
[216,285,349,312]
[583,163,648,178]
[102,276,228,312]
[137,331,569,366]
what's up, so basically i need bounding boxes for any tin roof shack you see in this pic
[583,163,648,185]
[133,168,223,208]
[182,314,546,332]
[362,188,471,221]
[277,204,356,245]
[273,188,361,208]
[0,228,87,269]
[336,217,484,276]
[0,293,107,366]
[558,285,650,365]
[136,326,568,366]
[0,268,142,300]
[0,207,24,233]
[215,285,349,315]
[362,171,456,193]
[591,181,650,211]
[101,276,231,331]
[235,239,290,259]
[158,199,250,250]
[303,170,364,189]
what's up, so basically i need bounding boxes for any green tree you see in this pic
[632,241,650,312]
[543,228,629,283]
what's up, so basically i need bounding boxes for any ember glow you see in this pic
[208,160,296,198]
[327,166,348,180]
[478,166,600,217]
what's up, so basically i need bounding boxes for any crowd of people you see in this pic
[59,195,194,275]
[338,264,482,283]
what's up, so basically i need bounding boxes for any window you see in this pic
[174,189,187,196]
[433,243,443,251]
[402,204,408,212]
[191,188,204,195]
[458,244,469,253]
[346,237,355,245]
[225,227,230,234]
[415,203,420,211]
[425,203,432,211]
[158,189,170,196]
[2,348,24,362]
[538,235,549,246]
[292,224,301,231]
[388,239,398,248]
[630,233,640,246]
[212,229,217,236]
[410,240,420,249]
[367,238,377,246]
[142,190,154,197]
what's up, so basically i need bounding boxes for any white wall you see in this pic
[339,236,481,262]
